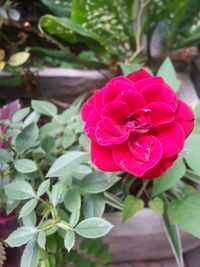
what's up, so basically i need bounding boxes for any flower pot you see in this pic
[103,209,200,262]
[0,68,115,102]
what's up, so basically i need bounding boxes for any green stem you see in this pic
[137,180,150,198]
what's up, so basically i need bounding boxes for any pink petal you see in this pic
[84,109,100,140]
[135,77,164,91]
[140,83,178,111]
[126,69,152,83]
[141,156,178,180]
[95,120,129,146]
[175,100,194,138]
[81,96,95,122]
[152,122,185,158]
[102,77,135,105]
[116,90,146,112]
[112,135,163,177]
[94,89,104,113]
[91,141,120,171]
[101,100,130,122]
[146,102,175,127]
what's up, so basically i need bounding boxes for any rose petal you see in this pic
[102,77,135,105]
[81,96,95,122]
[175,100,194,138]
[94,89,104,113]
[91,141,120,171]
[135,77,164,91]
[112,135,162,176]
[96,120,129,146]
[141,156,178,180]
[84,109,100,140]
[152,122,185,158]
[126,69,152,83]
[116,90,146,112]
[140,83,178,111]
[146,102,175,127]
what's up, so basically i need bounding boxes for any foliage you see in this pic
[0,96,119,266]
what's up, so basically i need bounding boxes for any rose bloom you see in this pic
[81,69,194,179]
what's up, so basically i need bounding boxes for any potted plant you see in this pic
[1,60,200,267]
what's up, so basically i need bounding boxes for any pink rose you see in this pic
[81,69,194,179]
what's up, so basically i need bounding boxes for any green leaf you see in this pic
[104,191,123,211]
[168,189,200,238]
[15,159,37,173]
[37,180,50,196]
[83,194,105,218]
[72,0,133,55]
[40,121,63,138]
[64,188,81,212]
[122,195,144,222]
[80,172,120,194]
[148,197,164,214]
[19,199,38,218]
[37,231,46,250]
[21,240,39,267]
[72,165,92,180]
[31,100,57,117]
[185,169,200,185]
[75,218,113,238]
[152,158,186,196]
[0,148,13,163]
[51,182,62,207]
[22,211,36,227]
[69,209,80,227]
[12,107,30,123]
[193,103,200,134]
[8,52,30,67]
[23,111,40,128]
[15,122,39,154]
[184,133,200,174]
[157,57,180,93]
[62,132,76,149]
[5,181,36,200]
[41,0,71,17]
[6,226,37,247]
[120,63,152,76]
[162,195,184,267]
[64,230,75,252]
[46,151,87,177]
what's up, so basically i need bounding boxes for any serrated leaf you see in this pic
[31,100,57,117]
[168,189,200,238]
[80,172,120,193]
[75,218,113,238]
[51,182,62,207]
[122,195,144,222]
[37,231,46,250]
[15,122,39,154]
[83,194,105,218]
[64,230,75,252]
[8,52,30,67]
[184,133,200,174]
[21,240,39,267]
[64,188,81,212]
[157,57,180,92]
[6,226,37,247]
[5,180,36,200]
[148,197,164,214]
[46,151,87,177]
[0,148,13,163]
[19,199,38,218]
[37,180,50,196]
[152,157,186,196]
[15,159,37,173]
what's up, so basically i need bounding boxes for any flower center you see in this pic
[125,109,153,134]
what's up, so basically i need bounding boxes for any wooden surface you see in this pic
[105,246,200,267]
